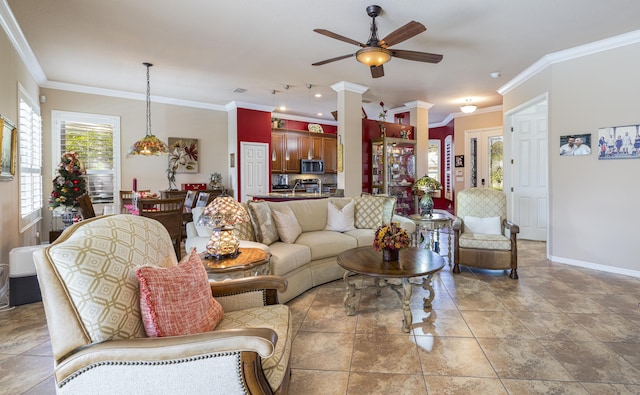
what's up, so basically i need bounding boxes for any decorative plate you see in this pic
[308,124,323,133]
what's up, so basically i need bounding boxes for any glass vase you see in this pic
[419,192,434,217]
[382,248,399,262]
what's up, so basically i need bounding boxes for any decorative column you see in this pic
[331,81,369,197]
[404,100,433,178]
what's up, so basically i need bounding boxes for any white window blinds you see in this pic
[53,112,120,205]
[18,86,43,232]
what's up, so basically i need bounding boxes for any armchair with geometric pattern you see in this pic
[33,214,291,394]
[452,188,519,279]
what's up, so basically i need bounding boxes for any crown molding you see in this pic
[403,100,434,110]
[498,29,640,95]
[330,81,369,94]
[428,105,503,128]
[0,0,46,83]
[272,112,338,126]
[225,101,273,113]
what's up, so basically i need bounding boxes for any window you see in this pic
[427,139,441,181]
[52,111,120,206]
[18,84,43,232]
[444,135,453,200]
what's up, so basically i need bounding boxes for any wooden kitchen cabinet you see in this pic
[322,136,337,173]
[271,132,285,173]
[272,129,337,173]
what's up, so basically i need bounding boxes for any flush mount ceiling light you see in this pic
[460,99,477,114]
[127,63,169,156]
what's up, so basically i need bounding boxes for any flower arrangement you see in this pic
[378,101,387,122]
[413,175,442,192]
[49,151,86,210]
[373,222,411,251]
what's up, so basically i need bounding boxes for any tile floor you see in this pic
[1,239,640,394]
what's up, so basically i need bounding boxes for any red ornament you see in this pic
[73,179,79,184]
[73,187,80,192]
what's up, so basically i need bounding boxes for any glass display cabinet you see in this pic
[371,137,416,216]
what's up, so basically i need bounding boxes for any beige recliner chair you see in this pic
[34,214,291,394]
[452,188,519,279]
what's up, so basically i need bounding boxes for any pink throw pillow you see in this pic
[136,249,223,337]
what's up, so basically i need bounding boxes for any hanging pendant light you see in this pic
[127,62,169,156]
[306,84,313,159]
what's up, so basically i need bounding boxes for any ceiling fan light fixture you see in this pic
[356,47,392,67]
[460,99,477,114]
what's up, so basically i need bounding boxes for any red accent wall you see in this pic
[429,120,455,213]
[361,119,415,192]
[237,109,272,198]
[236,109,338,197]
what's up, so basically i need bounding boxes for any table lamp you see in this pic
[197,196,250,259]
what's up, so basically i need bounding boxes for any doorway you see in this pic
[465,127,504,190]
[505,95,549,241]
[240,142,269,203]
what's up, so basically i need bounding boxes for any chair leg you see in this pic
[453,263,461,273]
[509,268,518,279]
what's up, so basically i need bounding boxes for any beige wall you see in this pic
[504,43,640,274]
[0,28,40,264]
[452,110,504,199]
[39,89,229,239]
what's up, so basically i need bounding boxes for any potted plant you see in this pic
[373,222,411,261]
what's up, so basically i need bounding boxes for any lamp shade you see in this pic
[356,47,392,67]
[127,63,169,156]
[201,196,249,228]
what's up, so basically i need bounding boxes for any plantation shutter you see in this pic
[59,121,115,204]
[18,86,43,232]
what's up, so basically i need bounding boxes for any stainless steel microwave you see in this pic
[300,159,324,174]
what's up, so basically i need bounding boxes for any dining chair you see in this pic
[181,190,199,240]
[77,192,96,219]
[137,197,185,259]
[194,192,210,208]
[184,190,198,209]
[119,190,151,213]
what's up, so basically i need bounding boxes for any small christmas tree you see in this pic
[49,151,87,210]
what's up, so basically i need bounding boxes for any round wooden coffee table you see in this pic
[336,246,445,333]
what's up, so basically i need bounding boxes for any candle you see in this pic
[133,178,137,192]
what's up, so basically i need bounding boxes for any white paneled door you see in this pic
[240,142,269,203]
[508,98,549,241]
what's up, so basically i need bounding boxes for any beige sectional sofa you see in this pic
[186,196,416,303]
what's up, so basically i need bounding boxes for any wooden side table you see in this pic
[200,247,270,280]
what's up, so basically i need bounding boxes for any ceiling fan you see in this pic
[312,5,443,78]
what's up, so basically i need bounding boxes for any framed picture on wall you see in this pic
[559,133,591,156]
[168,137,199,173]
[0,116,17,181]
[597,124,640,160]
[454,155,464,167]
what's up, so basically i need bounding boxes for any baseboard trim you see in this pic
[549,255,640,278]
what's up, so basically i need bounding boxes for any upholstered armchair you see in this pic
[452,188,519,279]
[33,214,291,394]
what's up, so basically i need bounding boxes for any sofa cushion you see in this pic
[325,200,355,232]
[271,206,302,243]
[464,216,501,235]
[295,231,358,261]
[459,233,511,250]
[136,250,224,337]
[267,199,329,232]
[268,242,312,276]
[217,304,291,392]
[343,228,376,247]
[247,200,279,245]
[354,195,396,229]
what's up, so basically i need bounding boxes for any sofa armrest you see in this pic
[452,217,463,232]
[210,275,288,309]
[56,328,277,387]
[392,214,417,234]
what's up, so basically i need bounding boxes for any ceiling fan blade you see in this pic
[312,53,355,66]
[313,29,366,47]
[370,65,384,78]
[378,21,426,48]
[391,49,443,63]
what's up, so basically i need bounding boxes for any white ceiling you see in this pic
[6,0,640,124]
